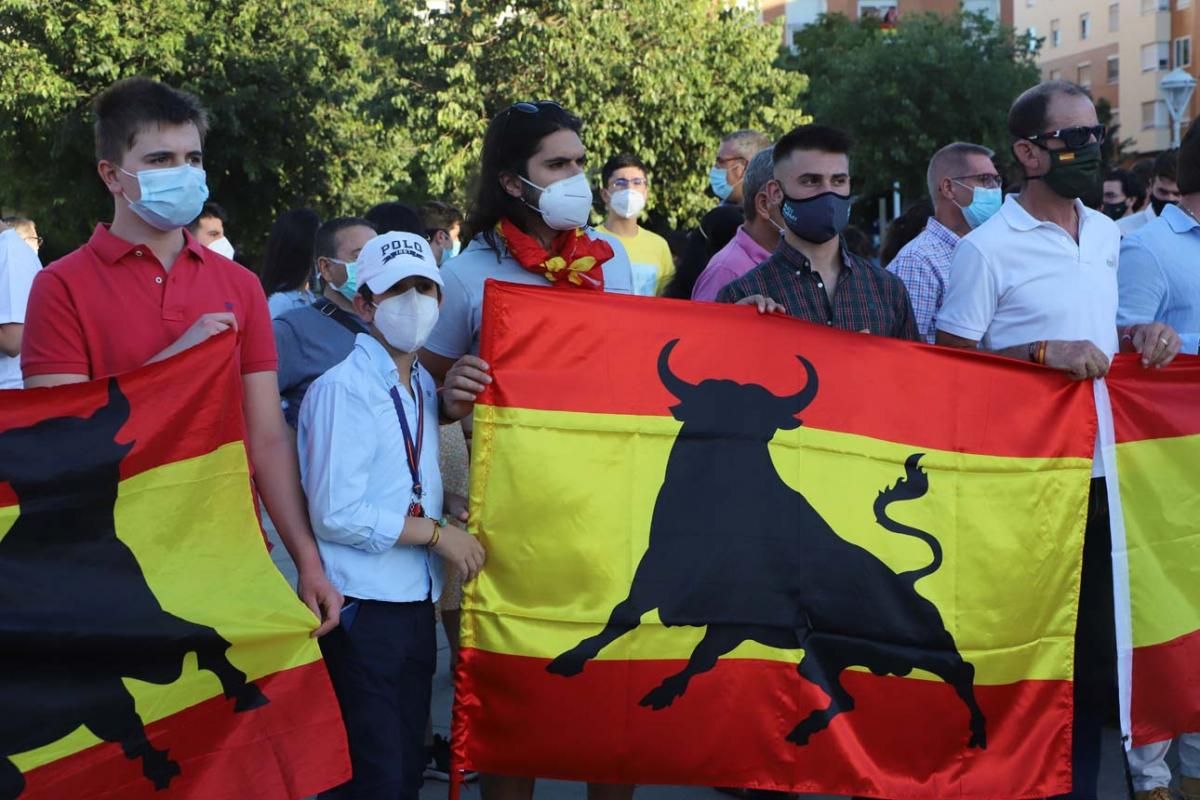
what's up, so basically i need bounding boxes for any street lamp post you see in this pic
[1161,67,1197,149]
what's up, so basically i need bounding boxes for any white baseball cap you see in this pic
[355,231,444,293]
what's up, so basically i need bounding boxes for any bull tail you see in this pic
[873,453,942,582]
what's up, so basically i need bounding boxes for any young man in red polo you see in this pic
[20,76,341,636]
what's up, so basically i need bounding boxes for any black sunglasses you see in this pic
[497,100,568,141]
[1026,125,1107,149]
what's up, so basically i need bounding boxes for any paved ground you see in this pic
[269,537,1142,800]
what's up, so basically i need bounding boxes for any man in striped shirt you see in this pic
[717,125,918,341]
[887,143,1002,343]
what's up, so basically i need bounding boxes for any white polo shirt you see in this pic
[938,194,1120,357]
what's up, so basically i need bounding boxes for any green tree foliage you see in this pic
[1,0,807,261]
[0,0,403,261]
[781,12,1041,203]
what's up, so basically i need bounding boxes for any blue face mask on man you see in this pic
[119,164,209,231]
[326,258,359,300]
[951,182,1003,229]
[708,166,739,201]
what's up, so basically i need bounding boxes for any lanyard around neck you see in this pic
[388,375,425,516]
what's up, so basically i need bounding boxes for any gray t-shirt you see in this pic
[274,300,367,427]
[425,229,634,360]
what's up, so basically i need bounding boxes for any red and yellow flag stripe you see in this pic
[453,282,1095,799]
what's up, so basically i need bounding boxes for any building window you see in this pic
[1077,63,1093,87]
[1109,2,1120,30]
[1176,36,1192,67]
[1142,41,1171,70]
[1181,0,1192,10]
[1049,68,1063,80]
[1051,19,1061,47]
[1108,55,1120,82]
[1143,100,1168,129]
[1027,0,1035,6]
[1080,13,1091,39]
[1141,0,1169,12]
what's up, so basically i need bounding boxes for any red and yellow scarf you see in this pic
[498,218,612,290]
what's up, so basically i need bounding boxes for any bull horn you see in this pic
[783,356,819,413]
[657,339,695,401]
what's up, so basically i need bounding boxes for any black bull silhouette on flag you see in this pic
[0,378,268,800]
[548,340,988,751]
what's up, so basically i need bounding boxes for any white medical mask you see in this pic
[520,172,593,231]
[373,289,440,353]
[207,236,235,259]
[609,189,646,220]
[119,164,209,231]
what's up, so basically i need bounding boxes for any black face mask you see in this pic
[1102,201,1128,220]
[779,191,851,244]
[1028,141,1102,201]
[1151,195,1176,216]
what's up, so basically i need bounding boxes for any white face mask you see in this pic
[521,172,593,231]
[207,236,235,259]
[609,189,646,220]
[372,288,440,353]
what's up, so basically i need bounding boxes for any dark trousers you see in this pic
[318,599,436,800]
[1051,478,1118,800]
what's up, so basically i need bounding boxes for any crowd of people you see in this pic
[0,73,1197,800]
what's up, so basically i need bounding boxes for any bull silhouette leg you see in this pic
[0,756,24,800]
[547,585,659,677]
[922,652,987,749]
[787,639,854,746]
[640,624,746,710]
[188,626,269,711]
[85,687,180,790]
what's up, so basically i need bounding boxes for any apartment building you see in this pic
[762,0,1000,45]
[1014,0,1192,153]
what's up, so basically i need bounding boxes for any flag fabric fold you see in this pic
[0,333,349,800]
[453,281,1097,799]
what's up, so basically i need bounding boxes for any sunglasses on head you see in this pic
[497,100,568,141]
[1026,124,1107,149]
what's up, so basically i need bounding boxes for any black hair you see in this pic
[1154,149,1178,182]
[880,198,933,269]
[259,208,321,295]
[773,125,853,166]
[364,202,424,236]
[464,101,584,251]
[1178,124,1200,194]
[1007,80,1091,140]
[661,205,744,300]
[187,202,227,232]
[600,153,647,187]
[93,77,209,163]
[314,216,376,262]
[1104,169,1146,202]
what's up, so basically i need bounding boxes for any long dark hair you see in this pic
[260,208,321,295]
[464,101,583,253]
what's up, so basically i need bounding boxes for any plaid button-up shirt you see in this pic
[886,218,960,344]
[717,237,919,341]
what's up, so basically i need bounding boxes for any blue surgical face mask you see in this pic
[326,258,358,300]
[450,239,461,259]
[119,164,209,231]
[437,239,460,267]
[952,182,1002,229]
[709,166,737,201]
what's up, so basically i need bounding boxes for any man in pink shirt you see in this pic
[692,147,784,301]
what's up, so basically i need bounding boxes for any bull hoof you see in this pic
[546,652,587,677]
[968,724,988,750]
[785,719,820,746]
[233,683,270,712]
[142,750,181,790]
[638,682,682,710]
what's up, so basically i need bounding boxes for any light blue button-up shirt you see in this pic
[1118,204,1200,355]
[298,333,444,602]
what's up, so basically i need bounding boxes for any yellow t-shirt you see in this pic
[597,224,675,297]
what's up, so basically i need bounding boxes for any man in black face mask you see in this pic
[716,124,918,340]
[938,79,1181,800]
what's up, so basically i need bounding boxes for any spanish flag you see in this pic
[0,334,349,799]
[452,282,1098,799]
[1103,356,1200,748]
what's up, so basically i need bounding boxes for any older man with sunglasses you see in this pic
[937,80,1181,800]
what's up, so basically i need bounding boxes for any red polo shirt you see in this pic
[22,224,276,380]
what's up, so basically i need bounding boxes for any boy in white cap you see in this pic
[298,231,486,800]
